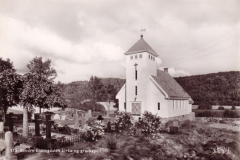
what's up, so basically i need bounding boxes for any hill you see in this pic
[61,71,240,106]
[61,78,125,102]
[175,71,240,105]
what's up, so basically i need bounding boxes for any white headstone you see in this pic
[4,131,17,160]
[61,115,66,120]
[88,110,92,117]
[0,122,3,132]
[53,114,60,120]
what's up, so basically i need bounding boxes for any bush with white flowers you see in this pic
[115,111,134,132]
[135,111,161,136]
[85,120,105,141]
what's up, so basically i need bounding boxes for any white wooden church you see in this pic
[116,35,194,119]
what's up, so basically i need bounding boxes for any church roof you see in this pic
[152,70,191,98]
[124,36,159,56]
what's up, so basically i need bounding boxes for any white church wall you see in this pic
[146,80,169,118]
[167,99,191,118]
[116,85,126,112]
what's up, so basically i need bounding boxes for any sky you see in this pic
[0,0,239,83]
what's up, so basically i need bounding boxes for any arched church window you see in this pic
[139,54,142,58]
[135,55,138,59]
[130,56,133,60]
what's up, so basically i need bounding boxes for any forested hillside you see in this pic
[62,71,240,106]
[175,71,240,105]
[61,78,125,103]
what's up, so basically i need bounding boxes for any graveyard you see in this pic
[0,109,239,160]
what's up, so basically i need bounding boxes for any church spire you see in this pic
[140,27,145,38]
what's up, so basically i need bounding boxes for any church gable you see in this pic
[151,70,191,99]
[124,37,158,57]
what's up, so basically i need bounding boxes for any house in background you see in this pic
[116,35,195,120]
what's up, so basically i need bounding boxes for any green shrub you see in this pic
[218,106,225,110]
[195,111,222,117]
[135,111,161,136]
[85,120,105,141]
[223,110,239,118]
[115,112,134,132]
[198,104,212,110]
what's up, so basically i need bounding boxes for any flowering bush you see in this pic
[135,111,161,136]
[115,112,134,132]
[85,120,104,141]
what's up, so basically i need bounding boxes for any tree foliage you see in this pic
[88,76,106,102]
[0,58,15,72]
[0,58,22,115]
[20,57,66,111]
[175,71,240,105]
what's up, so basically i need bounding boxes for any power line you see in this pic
[164,43,238,67]
[165,35,238,64]
[165,26,239,60]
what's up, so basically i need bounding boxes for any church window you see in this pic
[132,102,141,116]
[158,103,160,110]
[135,86,137,95]
[153,57,155,61]
[124,102,126,109]
[135,70,137,80]
[149,55,150,59]
[173,100,175,110]
[130,56,133,60]
[135,55,138,59]
[139,54,142,58]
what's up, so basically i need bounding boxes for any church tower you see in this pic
[124,35,159,116]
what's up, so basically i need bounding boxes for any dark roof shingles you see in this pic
[152,70,191,98]
[124,37,158,56]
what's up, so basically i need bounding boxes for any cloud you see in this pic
[168,67,191,77]
[0,0,239,83]
[0,14,125,81]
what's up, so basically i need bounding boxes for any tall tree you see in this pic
[0,58,15,72]
[0,58,22,122]
[88,76,105,111]
[104,84,117,116]
[20,57,66,137]
[0,69,23,121]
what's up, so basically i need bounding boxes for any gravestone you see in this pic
[53,114,60,120]
[170,126,178,134]
[4,131,17,160]
[135,128,142,136]
[34,113,42,136]
[88,110,92,117]
[8,113,14,132]
[172,119,180,127]
[44,114,54,139]
[61,114,66,120]
[74,112,79,129]
[107,121,111,132]
[80,114,86,129]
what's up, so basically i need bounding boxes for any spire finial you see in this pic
[141,26,146,38]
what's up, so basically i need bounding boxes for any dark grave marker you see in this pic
[170,126,178,134]
[136,128,142,136]
[8,113,14,132]
[107,121,111,132]
[44,114,54,139]
[34,113,42,136]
